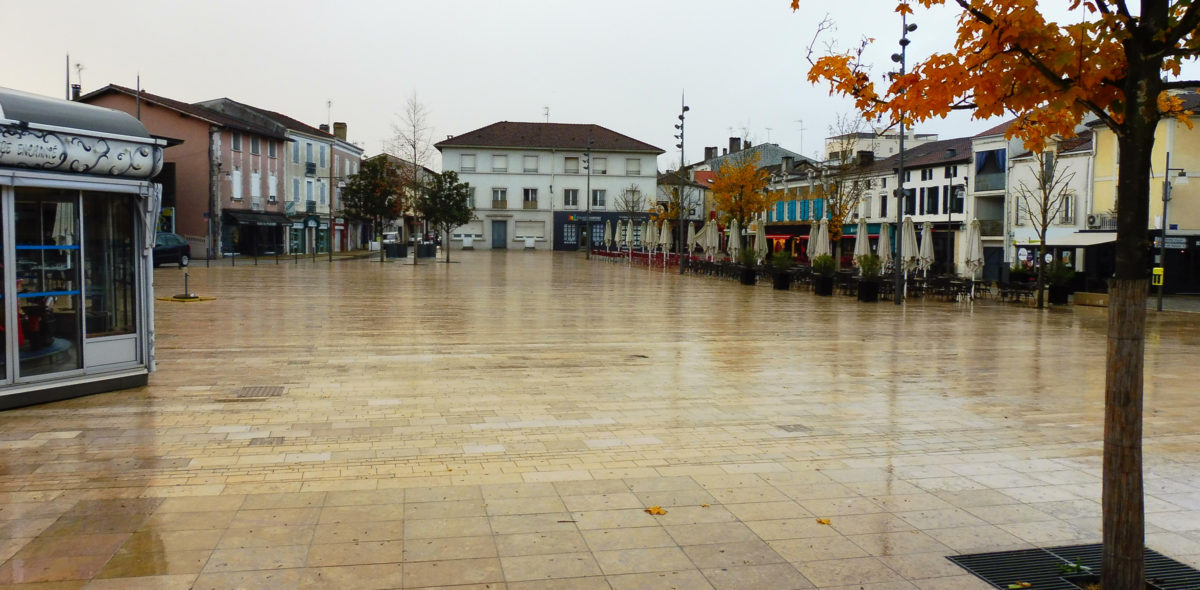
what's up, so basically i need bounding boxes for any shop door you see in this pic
[492,220,507,249]
[11,188,83,379]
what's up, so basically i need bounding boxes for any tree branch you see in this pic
[1163,1,1200,47]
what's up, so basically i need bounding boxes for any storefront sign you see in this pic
[0,125,163,179]
[1165,237,1187,249]
[292,222,304,229]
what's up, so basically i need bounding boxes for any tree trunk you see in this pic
[1036,245,1046,309]
[443,227,450,263]
[1101,67,1159,590]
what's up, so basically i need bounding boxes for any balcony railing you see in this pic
[975,172,1005,192]
[306,200,316,213]
[492,199,507,209]
[523,201,537,210]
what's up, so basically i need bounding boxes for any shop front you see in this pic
[0,87,164,409]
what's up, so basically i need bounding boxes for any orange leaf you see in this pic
[816,518,831,525]
[644,506,667,515]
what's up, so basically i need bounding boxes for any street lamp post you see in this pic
[1158,152,1187,312]
[674,100,690,274]
[890,14,917,305]
[585,138,593,260]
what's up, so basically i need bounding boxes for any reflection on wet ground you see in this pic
[1,250,1198,589]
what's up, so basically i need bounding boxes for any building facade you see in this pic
[435,122,663,251]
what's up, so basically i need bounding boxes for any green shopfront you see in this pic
[0,87,165,409]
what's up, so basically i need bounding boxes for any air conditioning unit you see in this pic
[1086,213,1112,229]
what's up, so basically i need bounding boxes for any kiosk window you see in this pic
[83,193,137,337]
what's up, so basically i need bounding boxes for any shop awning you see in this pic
[1046,232,1117,247]
[225,210,290,226]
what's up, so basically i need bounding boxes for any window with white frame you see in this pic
[492,155,507,172]
[250,172,262,198]
[523,155,538,173]
[293,178,301,202]
[594,157,607,174]
[514,220,545,239]
[452,221,484,239]
[231,169,243,200]
[625,158,641,176]
[461,154,476,172]
[292,141,299,163]
[945,164,957,178]
[306,180,314,204]
[232,132,242,152]
[523,188,537,205]
[591,189,606,208]
[250,136,261,155]
[466,187,476,209]
[564,157,579,174]
[319,180,327,204]
[269,174,278,202]
[1060,193,1075,224]
[305,142,313,163]
[319,145,327,167]
[492,188,506,203]
[563,188,578,208]
[921,168,933,181]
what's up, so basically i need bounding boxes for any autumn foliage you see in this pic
[710,151,771,230]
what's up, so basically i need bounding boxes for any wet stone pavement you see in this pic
[2,250,1199,589]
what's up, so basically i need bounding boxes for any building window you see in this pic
[268,142,277,158]
[921,168,933,181]
[492,155,507,172]
[232,132,242,152]
[292,141,299,163]
[564,188,578,208]
[626,158,641,176]
[881,177,887,188]
[523,155,538,173]
[880,192,888,217]
[305,142,313,164]
[904,189,916,215]
[523,188,537,205]
[1060,193,1075,224]
[904,170,911,182]
[945,164,957,178]
[926,186,939,214]
[461,154,476,173]
[306,180,314,204]
[492,188,507,207]
[231,169,243,200]
[466,187,476,208]
[319,180,327,205]
[863,196,871,219]
[319,145,327,167]
[250,172,262,199]
[951,185,965,213]
[787,200,797,221]
[250,136,261,155]
[591,189,606,208]
[293,178,301,202]
[594,157,607,175]
[564,157,579,174]
[562,223,577,244]
[269,173,278,202]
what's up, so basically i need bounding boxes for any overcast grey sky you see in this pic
[9,1,1186,170]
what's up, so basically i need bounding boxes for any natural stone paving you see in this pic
[1,250,1199,589]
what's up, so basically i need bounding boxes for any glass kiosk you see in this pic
[0,87,165,409]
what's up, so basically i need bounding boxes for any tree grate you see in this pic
[947,543,1200,589]
[776,424,812,433]
[237,386,284,398]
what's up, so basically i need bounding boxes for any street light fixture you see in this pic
[1157,153,1187,311]
[890,16,917,305]
[675,100,689,274]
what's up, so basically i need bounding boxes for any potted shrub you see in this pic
[737,247,758,285]
[811,254,836,296]
[770,251,793,290]
[1045,260,1075,305]
[856,253,883,302]
[1009,262,1030,284]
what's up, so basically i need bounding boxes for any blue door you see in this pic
[491,220,507,249]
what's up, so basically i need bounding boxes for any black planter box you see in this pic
[739,267,757,285]
[813,275,834,296]
[1048,284,1070,305]
[772,273,791,290]
[857,280,880,302]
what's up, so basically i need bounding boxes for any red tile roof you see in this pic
[78,84,287,139]
[975,118,1018,138]
[436,122,663,154]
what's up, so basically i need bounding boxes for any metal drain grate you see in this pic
[776,424,812,433]
[237,386,284,398]
[948,543,1200,589]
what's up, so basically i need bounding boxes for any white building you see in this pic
[435,122,663,250]
[1008,134,1095,269]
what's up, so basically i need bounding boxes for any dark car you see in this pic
[153,233,191,267]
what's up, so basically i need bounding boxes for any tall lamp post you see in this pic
[890,14,917,305]
[674,100,690,274]
[584,138,593,260]
[1158,153,1187,311]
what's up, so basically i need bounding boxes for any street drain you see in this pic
[947,543,1200,589]
[237,386,284,398]
[776,424,811,433]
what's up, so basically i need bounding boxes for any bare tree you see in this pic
[1013,147,1075,308]
[388,91,434,263]
[814,114,870,268]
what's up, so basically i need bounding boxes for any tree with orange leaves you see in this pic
[710,151,771,249]
[799,1,1200,587]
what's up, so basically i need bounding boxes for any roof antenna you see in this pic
[543,106,549,123]
[326,100,332,128]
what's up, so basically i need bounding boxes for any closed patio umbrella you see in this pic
[813,217,831,258]
[686,221,697,254]
[604,220,613,250]
[877,222,893,269]
[965,218,985,297]
[805,220,819,261]
[728,218,741,260]
[918,221,935,276]
[643,220,653,252]
[853,217,871,265]
[900,216,919,298]
[659,220,673,253]
[754,218,768,262]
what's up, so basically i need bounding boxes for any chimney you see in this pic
[743,139,751,151]
[722,148,728,156]
[319,124,330,133]
[333,122,348,141]
[70,84,81,101]
[704,146,717,161]
[781,156,794,172]
[729,137,740,154]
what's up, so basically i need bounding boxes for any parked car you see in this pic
[153,233,191,267]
